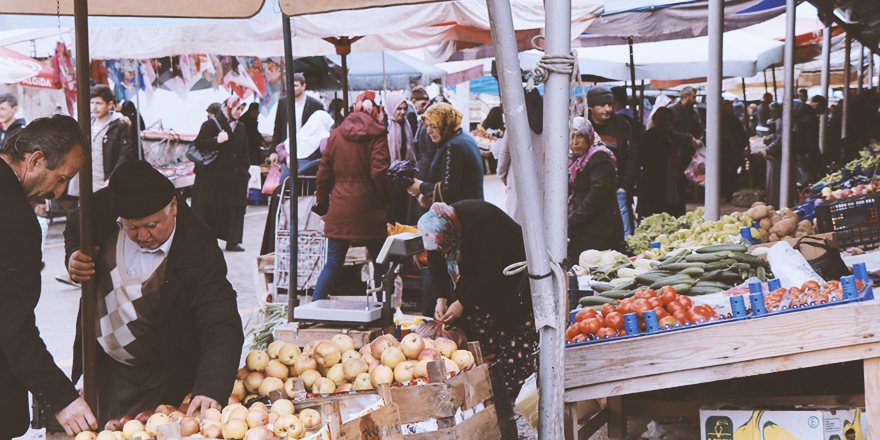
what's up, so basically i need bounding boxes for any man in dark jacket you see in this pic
[65,160,243,424]
[0,93,25,149]
[669,87,704,149]
[0,115,97,438]
[587,85,638,238]
[87,85,134,192]
[272,73,324,151]
[239,102,265,165]
[792,99,820,185]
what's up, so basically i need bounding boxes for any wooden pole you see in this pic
[282,14,299,320]
[843,29,851,139]
[74,0,97,412]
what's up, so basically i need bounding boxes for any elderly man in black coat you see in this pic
[0,115,97,438]
[65,160,243,425]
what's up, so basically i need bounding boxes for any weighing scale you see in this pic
[292,232,425,328]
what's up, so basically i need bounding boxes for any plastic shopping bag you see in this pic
[414,321,468,348]
[767,240,824,289]
[262,165,281,194]
[684,150,706,186]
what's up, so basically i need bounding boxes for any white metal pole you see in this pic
[704,0,722,221]
[858,43,865,91]
[486,0,564,438]
[780,0,796,208]
[819,23,831,155]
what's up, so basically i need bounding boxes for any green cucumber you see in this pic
[589,281,615,292]
[729,252,771,267]
[698,269,723,281]
[650,275,695,290]
[749,268,757,279]
[659,262,705,271]
[635,272,668,285]
[687,286,726,295]
[757,267,766,282]
[731,263,751,272]
[718,271,743,284]
[703,259,737,271]
[670,283,691,294]
[579,295,619,306]
[695,244,749,254]
[678,267,705,277]
[601,290,635,299]
[695,281,734,289]
[685,253,723,262]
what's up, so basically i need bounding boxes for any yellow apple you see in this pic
[326,363,347,386]
[380,346,406,369]
[370,365,394,387]
[300,369,321,392]
[451,350,475,370]
[399,333,425,359]
[292,353,317,376]
[352,372,373,390]
[341,349,361,363]
[394,361,416,383]
[312,377,337,394]
[222,419,249,440]
[331,334,355,354]
[277,344,302,366]
[270,399,295,416]
[313,342,341,368]
[298,409,322,429]
[258,376,285,396]
[273,414,304,439]
[264,360,289,381]
[342,358,368,381]
[245,350,270,372]
[267,341,287,359]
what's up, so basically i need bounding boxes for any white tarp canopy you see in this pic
[522,29,784,81]
[76,0,601,60]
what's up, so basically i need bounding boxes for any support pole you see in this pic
[843,28,851,139]
[742,77,749,134]
[764,69,769,93]
[341,53,350,116]
[705,0,723,221]
[819,22,831,155]
[780,0,796,208]
[772,67,778,101]
[628,37,639,128]
[282,14,300,320]
[74,0,97,412]
[869,51,875,91]
[858,43,864,91]
[486,0,564,438]
[639,80,645,123]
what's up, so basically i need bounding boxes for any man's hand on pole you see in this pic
[68,246,100,283]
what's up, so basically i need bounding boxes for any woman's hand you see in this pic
[440,301,463,323]
[407,178,423,197]
[217,131,229,143]
[269,153,279,166]
[434,298,448,322]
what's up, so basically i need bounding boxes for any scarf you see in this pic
[421,103,462,145]
[222,95,243,131]
[417,203,463,286]
[285,110,334,159]
[384,92,416,163]
[569,118,615,183]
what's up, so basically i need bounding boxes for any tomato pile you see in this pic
[759,279,863,311]
[566,286,719,344]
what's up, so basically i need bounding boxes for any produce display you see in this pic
[625,208,761,259]
[566,286,719,344]
[578,244,774,307]
[625,208,706,255]
[751,279,865,312]
[734,202,816,244]
[814,143,880,187]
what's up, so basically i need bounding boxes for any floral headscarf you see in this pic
[354,91,380,118]
[421,103,462,144]
[417,203,463,286]
[569,117,615,183]
[222,95,244,130]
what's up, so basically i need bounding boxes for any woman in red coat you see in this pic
[312,95,391,300]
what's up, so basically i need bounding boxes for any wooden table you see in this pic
[562,298,880,440]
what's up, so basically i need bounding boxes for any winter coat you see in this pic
[192,114,250,209]
[568,150,624,258]
[65,190,243,412]
[670,101,704,143]
[0,118,25,149]
[315,112,391,241]
[590,113,639,193]
[418,131,484,204]
[98,114,135,179]
[0,159,80,439]
[637,128,694,218]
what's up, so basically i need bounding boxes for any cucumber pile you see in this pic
[580,244,773,308]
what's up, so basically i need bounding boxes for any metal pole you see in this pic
[742,78,749,134]
[705,0,722,221]
[282,14,300,321]
[628,37,639,129]
[819,22,831,155]
[771,67,778,101]
[858,43,865,91]
[74,0,97,413]
[136,90,142,160]
[780,0,796,209]
[869,51,875,91]
[486,0,564,437]
[639,80,645,122]
[382,51,387,104]
[341,53,350,116]
[763,69,769,93]
[843,29,851,139]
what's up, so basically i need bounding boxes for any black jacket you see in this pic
[272,95,324,149]
[0,159,80,438]
[669,101,704,143]
[192,115,250,209]
[427,200,533,332]
[568,150,624,258]
[418,131,484,204]
[65,190,243,412]
[239,112,265,165]
[97,115,135,179]
[589,113,639,193]
[0,118,25,149]
[637,128,694,218]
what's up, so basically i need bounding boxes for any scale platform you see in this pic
[292,299,383,324]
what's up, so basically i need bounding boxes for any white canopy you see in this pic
[521,29,783,81]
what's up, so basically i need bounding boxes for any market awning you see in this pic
[0,0,264,18]
[326,51,446,89]
[0,46,56,89]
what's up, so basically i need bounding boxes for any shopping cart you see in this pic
[274,176,326,301]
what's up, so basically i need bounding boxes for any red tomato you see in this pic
[565,325,581,340]
[814,294,829,303]
[603,312,624,330]
[618,329,627,337]
[676,295,693,308]
[575,308,598,323]
[571,334,587,343]
[666,300,685,314]
[673,309,689,324]
[658,315,678,328]
[688,305,713,322]
[647,297,664,310]
[579,317,603,335]
[595,327,616,339]
[643,289,658,299]
[653,307,670,319]
[857,279,866,291]
[801,280,819,291]
[632,289,648,299]
[823,281,840,291]
[659,286,678,305]
[632,299,652,319]
[601,303,617,317]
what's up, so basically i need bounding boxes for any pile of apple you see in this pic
[237,333,474,400]
[72,399,320,440]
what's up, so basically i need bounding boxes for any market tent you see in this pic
[0,46,56,89]
[326,51,446,89]
[577,0,787,47]
[521,30,784,81]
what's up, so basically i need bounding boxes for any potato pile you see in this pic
[736,202,815,243]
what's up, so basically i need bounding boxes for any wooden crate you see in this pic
[274,322,391,349]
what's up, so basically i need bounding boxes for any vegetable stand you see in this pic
[561,295,880,440]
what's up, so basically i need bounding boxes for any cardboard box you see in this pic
[701,408,867,440]
[751,232,839,261]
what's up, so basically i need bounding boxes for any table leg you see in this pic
[607,396,626,439]
[565,402,579,440]
[864,358,880,440]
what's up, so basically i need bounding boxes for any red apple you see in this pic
[417,348,441,361]
[179,417,200,436]
[399,333,425,359]
[134,410,154,424]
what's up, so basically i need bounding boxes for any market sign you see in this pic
[0,0,264,17]
[279,0,451,17]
